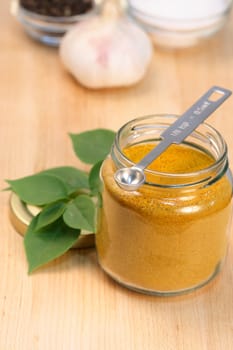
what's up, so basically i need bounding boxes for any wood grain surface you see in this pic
[1,1,233,349]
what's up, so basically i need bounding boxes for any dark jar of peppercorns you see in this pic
[11,0,97,46]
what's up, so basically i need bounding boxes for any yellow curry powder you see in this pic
[96,143,232,293]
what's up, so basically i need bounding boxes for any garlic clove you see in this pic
[59,7,153,89]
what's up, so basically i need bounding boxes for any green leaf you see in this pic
[35,201,66,231]
[89,161,103,195]
[24,216,80,273]
[70,129,115,164]
[7,174,68,206]
[63,195,96,232]
[40,166,89,194]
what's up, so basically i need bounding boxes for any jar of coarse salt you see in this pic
[127,0,232,48]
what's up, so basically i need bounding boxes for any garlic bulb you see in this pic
[59,0,152,89]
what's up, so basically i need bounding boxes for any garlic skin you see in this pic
[59,5,153,89]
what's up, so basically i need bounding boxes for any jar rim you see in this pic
[127,1,232,23]
[113,114,228,188]
[14,0,98,23]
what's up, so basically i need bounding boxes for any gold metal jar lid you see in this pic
[9,193,95,249]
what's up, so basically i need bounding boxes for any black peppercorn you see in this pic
[20,0,93,17]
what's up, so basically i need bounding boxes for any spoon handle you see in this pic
[137,86,232,170]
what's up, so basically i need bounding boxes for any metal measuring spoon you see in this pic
[114,86,232,191]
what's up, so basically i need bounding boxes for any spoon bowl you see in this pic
[114,167,145,191]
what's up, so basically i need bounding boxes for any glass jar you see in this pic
[127,0,233,48]
[96,115,233,296]
[11,0,98,46]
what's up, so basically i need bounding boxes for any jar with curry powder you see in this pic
[96,115,233,295]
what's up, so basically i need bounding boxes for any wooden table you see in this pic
[1,1,233,349]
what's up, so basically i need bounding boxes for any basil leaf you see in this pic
[89,161,103,195]
[7,174,68,206]
[40,166,89,194]
[24,216,80,273]
[70,129,115,164]
[35,201,66,231]
[63,195,95,232]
